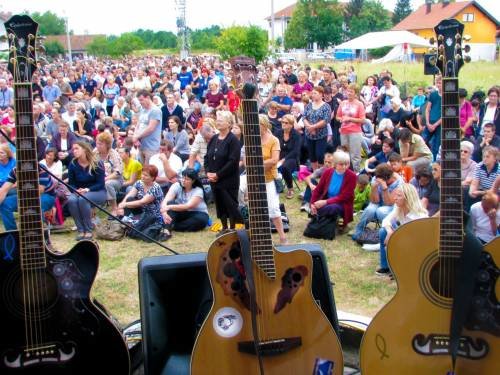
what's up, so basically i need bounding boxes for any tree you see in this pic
[284,0,343,50]
[87,36,109,57]
[109,33,145,57]
[215,25,268,62]
[392,0,413,25]
[190,25,221,51]
[348,0,392,39]
[44,40,65,57]
[30,11,66,35]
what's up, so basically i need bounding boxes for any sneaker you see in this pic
[298,192,305,200]
[362,243,380,252]
[300,203,310,213]
[375,267,391,276]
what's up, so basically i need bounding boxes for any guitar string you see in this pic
[11,48,35,352]
[245,101,266,343]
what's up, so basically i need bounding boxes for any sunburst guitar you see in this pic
[360,19,499,374]
[190,57,343,375]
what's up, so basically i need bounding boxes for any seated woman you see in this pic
[310,150,356,232]
[49,120,78,166]
[364,138,395,174]
[40,147,63,179]
[117,165,164,226]
[73,108,94,142]
[0,143,16,188]
[67,141,106,241]
[163,115,190,163]
[160,168,209,236]
[422,162,441,217]
[277,114,301,199]
[377,183,428,276]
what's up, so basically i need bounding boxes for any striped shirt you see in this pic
[473,162,499,191]
[7,167,57,195]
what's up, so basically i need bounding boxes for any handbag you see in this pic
[356,226,380,245]
[95,220,126,241]
[303,215,336,240]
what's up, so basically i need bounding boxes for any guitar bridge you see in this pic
[238,337,302,356]
[3,342,76,369]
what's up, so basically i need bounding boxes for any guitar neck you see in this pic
[13,83,46,270]
[439,78,463,260]
[241,99,276,279]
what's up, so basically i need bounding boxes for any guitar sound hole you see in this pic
[8,269,59,320]
[429,260,458,299]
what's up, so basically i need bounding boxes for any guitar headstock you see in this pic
[432,18,469,79]
[229,56,258,100]
[4,15,38,83]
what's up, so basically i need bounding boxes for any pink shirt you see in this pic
[459,100,473,136]
[292,82,313,102]
[337,99,366,135]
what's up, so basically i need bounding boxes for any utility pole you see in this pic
[271,0,275,52]
[63,10,72,62]
[176,0,188,59]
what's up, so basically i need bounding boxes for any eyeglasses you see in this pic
[460,150,469,153]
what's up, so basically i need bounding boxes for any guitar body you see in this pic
[191,231,343,374]
[0,231,130,374]
[360,218,500,374]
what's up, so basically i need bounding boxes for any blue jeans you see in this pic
[352,203,393,240]
[0,193,56,231]
[379,227,389,269]
[422,126,441,161]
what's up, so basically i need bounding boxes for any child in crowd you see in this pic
[411,87,426,112]
[388,153,413,183]
[354,174,371,212]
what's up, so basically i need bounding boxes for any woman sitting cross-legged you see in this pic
[67,141,106,241]
[160,168,209,236]
[376,183,428,277]
[117,165,164,232]
[310,150,357,232]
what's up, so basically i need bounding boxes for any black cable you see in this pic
[0,128,178,254]
[338,319,369,327]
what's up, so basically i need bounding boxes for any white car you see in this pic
[307,52,332,60]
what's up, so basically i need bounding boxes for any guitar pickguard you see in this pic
[465,250,500,336]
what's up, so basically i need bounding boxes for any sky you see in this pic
[1,0,498,36]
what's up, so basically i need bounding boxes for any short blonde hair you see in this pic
[216,110,235,126]
[259,114,272,130]
[96,131,113,148]
[0,143,13,159]
[333,150,350,165]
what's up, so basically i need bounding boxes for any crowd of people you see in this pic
[0,54,498,276]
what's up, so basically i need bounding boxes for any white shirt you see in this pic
[470,201,500,243]
[149,152,182,179]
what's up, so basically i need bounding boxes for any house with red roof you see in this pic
[392,0,499,61]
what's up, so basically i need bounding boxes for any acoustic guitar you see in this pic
[360,19,499,374]
[0,15,130,374]
[190,57,343,374]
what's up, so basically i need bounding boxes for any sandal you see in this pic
[160,228,172,241]
[75,233,85,241]
[83,233,94,240]
[286,190,294,199]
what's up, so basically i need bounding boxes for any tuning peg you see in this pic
[429,37,435,45]
[9,58,16,64]
[455,54,462,61]
[464,45,471,53]
[463,34,471,41]
[464,56,472,63]
[9,46,16,52]
[455,33,462,41]
[27,58,35,65]
[8,33,15,40]
[438,35,444,41]
[28,34,35,40]
[438,55,444,61]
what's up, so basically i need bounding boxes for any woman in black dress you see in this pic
[277,114,301,199]
[204,111,242,233]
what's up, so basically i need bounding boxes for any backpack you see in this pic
[95,220,126,241]
[127,213,167,242]
[303,215,336,240]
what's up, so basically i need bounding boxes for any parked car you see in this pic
[306,52,332,60]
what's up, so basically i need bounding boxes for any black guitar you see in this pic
[0,15,130,374]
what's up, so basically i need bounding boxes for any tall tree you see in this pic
[44,40,65,57]
[215,25,268,62]
[30,11,66,35]
[392,0,413,25]
[348,0,392,39]
[284,0,343,50]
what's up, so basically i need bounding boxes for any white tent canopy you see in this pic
[334,30,430,50]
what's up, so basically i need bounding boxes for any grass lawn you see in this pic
[49,184,396,326]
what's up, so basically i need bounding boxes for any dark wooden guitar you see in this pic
[360,19,499,374]
[190,57,343,374]
[0,15,130,374]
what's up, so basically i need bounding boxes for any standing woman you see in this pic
[205,81,225,110]
[259,115,288,244]
[336,83,366,172]
[103,75,120,116]
[376,183,428,276]
[277,114,301,199]
[360,76,379,117]
[204,111,242,233]
[164,115,190,163]
[303,86,332,171]
[95,132,123,216]
[479,86,500,136]
[67,141,106,241]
